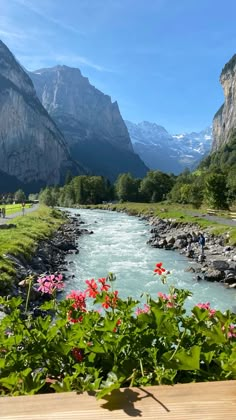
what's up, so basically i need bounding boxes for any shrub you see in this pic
[0,264,235,397]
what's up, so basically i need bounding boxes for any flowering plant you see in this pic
[0,264,235,398]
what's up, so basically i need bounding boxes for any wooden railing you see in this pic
[0,381,236,419]
[207,209,236,218]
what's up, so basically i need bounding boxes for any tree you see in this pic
[65,170,73,185]
[140,171,175,202]
[14,189,26,203]
[204,172,229,209]
[115,173,140,202]
[39,187,58,207]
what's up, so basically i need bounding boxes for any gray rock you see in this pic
[212,260,230,271]
[166,236,175,245]
[204,269,224,282]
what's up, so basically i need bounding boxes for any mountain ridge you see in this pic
[29,65,148,181]
[125,120,212,174]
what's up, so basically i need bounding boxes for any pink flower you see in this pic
[135,304,150,316]
[37,274,64,295]
[228,324,236,339]
[196,302,211,310]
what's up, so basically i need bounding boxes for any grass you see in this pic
[0,206,66,292]
[0,203,32,216]
[79,202,236,245]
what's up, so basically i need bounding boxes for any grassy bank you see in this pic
[1,203,32,216]
[0,206,66,291]
[79,202,236,245]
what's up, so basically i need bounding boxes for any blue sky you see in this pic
[0,0,236,133]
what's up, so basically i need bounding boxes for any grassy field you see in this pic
[0,206,66,291]
[80,202,236,245]
[0,203,32,216]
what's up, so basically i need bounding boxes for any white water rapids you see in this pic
[62,208,236,312]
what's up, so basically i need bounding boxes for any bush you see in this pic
[0,264,235,397]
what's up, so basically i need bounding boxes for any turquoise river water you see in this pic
[63,208,236,313]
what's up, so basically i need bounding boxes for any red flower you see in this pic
[98,277,110,292]
[154,263,166,275]
[102,291,119,309]
[85,279,98,298]
[67,290,87,311]
[72,348,83,362]
[67,311,83,323]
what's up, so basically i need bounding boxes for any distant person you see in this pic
[0,208,2,218]
[22,202,25,216]
[198,232,205,256]
[186,235,194,258]
[2,207,5,218]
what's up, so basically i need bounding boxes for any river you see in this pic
[63,208,236,312]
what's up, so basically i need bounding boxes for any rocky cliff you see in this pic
[213,54,236,152]
[30,66,148,180]
[0,41,80,191]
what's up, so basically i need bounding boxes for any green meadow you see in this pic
[0,206,65,291]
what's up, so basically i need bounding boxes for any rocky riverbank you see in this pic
[4,212,92,302]
[145,215,236,288]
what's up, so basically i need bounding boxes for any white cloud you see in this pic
[13,0,84,35]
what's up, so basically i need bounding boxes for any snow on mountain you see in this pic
[125,121,212,174]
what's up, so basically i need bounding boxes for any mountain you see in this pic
[0,40,80,192]
[125,120,212,174]
[213,54,236,152]
[29,66,148,181]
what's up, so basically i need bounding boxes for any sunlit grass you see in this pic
[1,203,32,216]
[0,206,66,291]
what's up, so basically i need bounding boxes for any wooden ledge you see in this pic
[0,380,236,419]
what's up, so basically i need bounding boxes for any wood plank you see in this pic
[0,381,236,420]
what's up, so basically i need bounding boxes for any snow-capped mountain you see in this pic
[125,121,212,174]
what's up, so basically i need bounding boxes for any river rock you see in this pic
[174,238,187,249]
[204,269,224,282]
[166,236,175,245]
[212,260,230,271]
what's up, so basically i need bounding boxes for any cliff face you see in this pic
[0,41,78,189]
[212,54,236,152]
[30,66,148,180]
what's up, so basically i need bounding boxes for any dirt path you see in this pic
[0,204,39,225]
[185,210,236,227]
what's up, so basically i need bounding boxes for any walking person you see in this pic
[198,232,205,257]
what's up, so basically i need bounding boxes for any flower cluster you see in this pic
[102,290,119,309]
[67,290,87,323]
[37,274,64,295]
[222,324,236,339]
[71,347,83,362]
[135,304,150,316]
[66,277,118,323]
[195,302,216,317]
[158,292,177,308]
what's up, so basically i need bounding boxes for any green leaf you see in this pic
[96,372,125,399]
[162,345,201,370]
